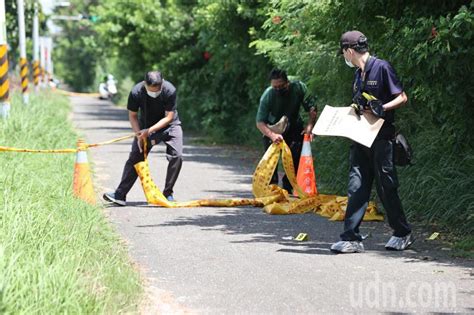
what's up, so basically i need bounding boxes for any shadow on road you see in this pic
[137,208,473,268]
[87,98,473,269]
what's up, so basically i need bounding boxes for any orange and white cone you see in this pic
[73,139,96,204]
[294,134,318,197]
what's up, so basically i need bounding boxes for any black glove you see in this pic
[352,91,368,109]
[368,99,385,118]
[350,103,363,116]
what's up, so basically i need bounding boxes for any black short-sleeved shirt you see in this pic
[127,80,181,129]
[353,56,403,136]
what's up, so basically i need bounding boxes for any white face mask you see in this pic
[345,58,355,68]
[343,49,355,68]
[146,90,161,98]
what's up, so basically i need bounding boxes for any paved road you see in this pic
[72,96,473,314]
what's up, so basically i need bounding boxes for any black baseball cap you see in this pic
[340,30,368,54]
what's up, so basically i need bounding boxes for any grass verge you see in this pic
[0,91,142,314]
[452,236,474,259]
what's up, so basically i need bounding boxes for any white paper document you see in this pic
[312,105,384,147]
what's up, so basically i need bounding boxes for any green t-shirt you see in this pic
[256,81,315,131]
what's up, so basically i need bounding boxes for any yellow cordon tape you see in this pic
[0,146,78,153]
[0,135,383,221]
[55,89,101,98]
[0,134,135,153]
[85,134,135,148]
[135,141,384,221]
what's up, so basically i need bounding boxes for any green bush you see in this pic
[251,0,474,236]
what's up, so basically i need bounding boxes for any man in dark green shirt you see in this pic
[256,68,317,193]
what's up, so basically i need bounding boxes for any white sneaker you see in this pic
[330,241,365,253]
[385,233,414,251]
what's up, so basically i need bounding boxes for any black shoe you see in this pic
[103,192,126,206]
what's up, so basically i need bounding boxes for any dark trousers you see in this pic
[262,129,303,192]
[115,124,183,199]
[340,140,411,241]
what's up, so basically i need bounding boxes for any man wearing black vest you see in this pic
[330,31,412,253]
[104,71,183,205]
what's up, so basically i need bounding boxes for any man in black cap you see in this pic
[330,31,413,253]
[103,71,183,205]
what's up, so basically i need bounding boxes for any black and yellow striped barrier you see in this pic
[0,44,10,118]
[33,60,40,87]
[19,57,28,95]
[0,45,9,101]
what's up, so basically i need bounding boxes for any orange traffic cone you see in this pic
[294,134,318,197]
[73,139,96,204]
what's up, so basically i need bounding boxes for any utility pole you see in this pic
[0,0,10,118]
[32,1,40,91]
[17,0,28,103]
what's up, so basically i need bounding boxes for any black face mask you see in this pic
[275,87,289,96]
